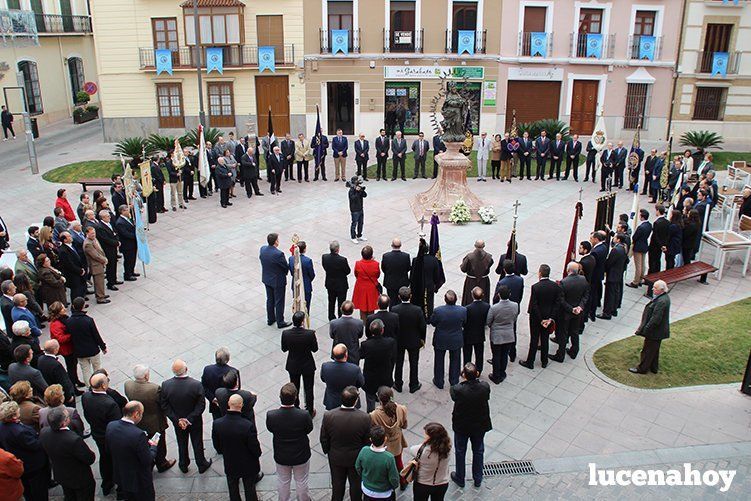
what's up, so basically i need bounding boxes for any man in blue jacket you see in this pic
[331,129,348,182]
[534,130,550,180]
[588,231,608,321]
[260,233,291,328]
[313,133,329,181]
[430,290,467,389]
[289,240,315,314]
[628,209,652,288]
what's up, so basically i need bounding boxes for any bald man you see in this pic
[81,373,122,496]
[38,339,78,404]
[160,360,212,473]
[320,344,364,410]
[460,240,494,306]
[106,401,157,500]
[381,238,411,307]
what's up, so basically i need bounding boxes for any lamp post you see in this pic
[193,0,207,128]
[16,71,39,175]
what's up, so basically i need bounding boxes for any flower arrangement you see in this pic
[449,199,471,224]
[478,206,497,224]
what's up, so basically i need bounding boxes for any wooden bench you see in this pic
[79,178,112,192]
[642,261,717,297]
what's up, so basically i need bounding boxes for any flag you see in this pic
[564,202,584,278]
[638,35,656,61]
[591,112,607,153]
[586,34,603,58]
[206,47,223,74]
[198,124,210,187]
[331,29,349,55]
[139,160,153,197]
[712,51,729,77]
[155,49,173,75]
[313,105,324,164]
[267,106,276,146]
[133,197,151,265]
[429,214,446,290]
[457,30,475,55]
[530,32,547,57]
[258,45,276,73]
[629,190,640,234]
[291,237,309,325]
[670,168,685,209]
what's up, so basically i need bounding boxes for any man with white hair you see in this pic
[13,249,39,292]
[201,347,239,420]
[95,210,121,291]
[38,339,78,403]
[11,293,41,337]
[550,262,589,363]
[124,365,176,472]
[630,280,671,374]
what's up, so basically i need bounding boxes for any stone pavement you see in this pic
[1,121,750,499]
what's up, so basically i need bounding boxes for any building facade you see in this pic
[671,0,750,143]
[0,0,98,126]
[90,0,305,142]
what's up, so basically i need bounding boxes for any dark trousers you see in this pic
[395,346,420,390]
[182,173,194,199]
[330,462,362,501]
[220,187,230,206]
[601,166,613,191]
[666,253,676,270]
[244,178,261,197]
[414,157,426,178]
[641,172,650,195]
[174,420,208,469]
[198,180,209,198]
[519,154,531,178]
[490,160,500,178]
[585,157,596,181]
[535,158,546,179]
[61,482,95,501]
[565,156,579,180]
[433,348,460,388]
[413,482,449,501]
[356,158,368,179]
[271,170,283,193]
[462,342,484,374]
[155,432,168,467]
[265,284,286,326]
[376,155,388,179]
[548,157,562,179]
[526,322,548,365]
[647,247,662,275]
[284,160,295,180]
[490,342,512,380]
[63,353,83,385]
[123,248,136,279]
[588,282,602,320]
[154,183,166,209]
[104,250,118,286]
[21,465,51,501]
[2,124,15,138]
[636,338,662,373]
[392,157,405,180]
[227,475,258,501]
[386,288,401,310]
[555,315,581,359]
[327,288,347,320]
[314,158,327,180]
[68,279,87,303]
[454,431,485,485]
[289,371,314,412]
[432,158,439,178]
[297,161,309,181]
[350,211,364,239]
[93,437,114,490]
[615,165,625,188]
[603,281,623,315]
[364,495,394,501]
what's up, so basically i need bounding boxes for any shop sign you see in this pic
[384,66,485,80]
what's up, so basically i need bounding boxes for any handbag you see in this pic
[400,444,425,484]
[363,266,383,294]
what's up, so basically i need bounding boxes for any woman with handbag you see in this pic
[352,245,381,321]
[406,422,451,501]
[370,387,409,488]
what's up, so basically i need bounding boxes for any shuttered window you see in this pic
[624,83,650,129]
[693,87,726,121]
[700,24,732,73]
[257,15,284,61]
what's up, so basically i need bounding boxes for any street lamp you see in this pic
[193,0,207,128]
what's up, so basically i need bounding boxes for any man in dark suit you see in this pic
[260,233,291,328]
[391,286,425,393]
[430,290,467,389]
[410,246,443,319]
[266,383,315,501]
[320,344,364,410]
[214,370,257,423]
[598,234,629,320]
[0,401,50,501]
[588,232,608,321]
[614,141,628,189]
[521,264,561,370]
[58,231,88,302]
[282,311,318,416]
[234,136,248,181]
[95,211,121,290]
[564,133,582,181]
[366,295,399,340]
[281,133,296,181]
[81,373,122,496]
[320,386,371,501]
[354,133,369,180]
[630,280,671,374]
[391,131,407,181]
[215,156,234,208]
[201,347,238,420]
[534,130,550,180]
[412,132,430,179]
[106,402,157,501]
[432,128,447,178]
[322,240,351,321]
[240,146,263,198]
[642,149,657,195]
[600,142,616,191]
[463,287,489,374]
[648,205,669,275]
[381,238,411,305]
[212,394,262,501]
[548,133,565,180]
[111,183,127,213]
[38,340,77,403]
[578,241,595,285]
[494,259,524,362]
[331,129,348,182]
[1,280,15,334]
[628,209,653,288]
[584,138,598,182]
[40,407,96,501]
[495,243,529,278]
[359,319,396,412]
[268,146,285,194]
[160,359,212,474]
[517,131,533,180]
[182,149,197,202]
[375,129,390,181]
[550,262,589,362]
[329,301,363,365]
[114,205,138,281]
[26,225,43,259]
[9,344,47,397]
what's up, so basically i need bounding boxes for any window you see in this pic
[451,1,477,53]
[18,61,43,115]
[327,1,353,52]
[30,0,45,33]
[60,0,73,32]
[700,24,732,73]
[623,83,650,129]
[184,7,243,46]
[256,15,284,62]
[384,81,420,135]
[152,18,179,51]
[208,82,234,127]
[631,10,656,59]
[693,87,726,121]
[390,1,416,52]
[68,57,85,104]
[327,82,355,135]
[577,8,603,57]
[521,6,547,56]
[156,83,184,128]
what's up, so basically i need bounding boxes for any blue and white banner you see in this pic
[331,29,349,55]
[638,35,656,61]
[530,32,547,57]
[133,198,151,265]
[206,47,223,74]
[155,49,173,75]
[712,51,729,76]
[586,33,603,58]
[722,0,740,5]
[457,30,475,55]
[258,45,276,73]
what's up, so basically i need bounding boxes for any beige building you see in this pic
[90,0,306,142]
[672,0,750,143]
[0,0,98,126]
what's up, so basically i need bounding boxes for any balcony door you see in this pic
[577,8,602,57]
[152,18,180,66]
[522,6,546,56]
[328,0,353,50]
[60,0,74,32]
[30,0,45,33]
[452,2,477,52]
[391,1,416,52]
[701,24,732,73]
[570,80,598,135]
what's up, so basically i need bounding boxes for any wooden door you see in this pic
[505,81,561,131]
[570,80,599,135]
[255,75,290,136]
[257,15,285,62]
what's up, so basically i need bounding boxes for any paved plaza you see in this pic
[1,121,750,499]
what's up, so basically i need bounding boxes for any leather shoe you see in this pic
[596,314,612,320]
[393,384,403,393]
[124,277,137,281]
[626,282,640,289]
[179,464,189,473]
[198,459,212,474]
[157,459,176,473]
[277,321,292,328]
[548,354,564,363]
[628,367,642,374]
[255,472,264,483]
[107,286,119,291]
[519,360,534,370]
[542,360,548,368]
[132,273,141,277]
[114,281,124,285]
[450,472,465,488]
[97,299,111,304]
[409,383,422,393]
[566,349,578,360]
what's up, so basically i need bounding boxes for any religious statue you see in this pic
[440,82,469,142]
[460,130,474,156]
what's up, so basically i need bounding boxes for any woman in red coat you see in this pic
[55,188,76,221]
[48,301,84,387]
[352,245,381,321]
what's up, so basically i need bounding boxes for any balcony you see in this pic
[35,14,91,34]
[518,32,553,57]
[139,44,296,70]
[445,29,486,54]
[319,28,360,54]
[383,28,423,53]
[628,35,662,60]
[570,33,614,59]
[695,50,742,74]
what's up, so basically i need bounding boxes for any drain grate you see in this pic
[482,460,538,477]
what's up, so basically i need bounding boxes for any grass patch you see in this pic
[709,151,748,171]
[42,160,122,183]
[363,151,478,178]
[592,297,751,389]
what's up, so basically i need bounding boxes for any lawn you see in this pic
[709,151,748,170]
[592,297,751,389]
[42,160,122,183]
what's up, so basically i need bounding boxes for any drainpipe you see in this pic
[666,0,689,139]
[58,36,74,118]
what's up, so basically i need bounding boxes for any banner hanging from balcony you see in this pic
[722,0,740,5]
[712,51,729,76]
[530,32,547,57]
[586,34,603,58]
[258,46,276,73]
[155,49,173,75]
[331,29,349,55]
[206,47,223,74]
[457,30,475,55]
[638,36,656,61]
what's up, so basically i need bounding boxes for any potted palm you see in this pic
[73,91,99,124]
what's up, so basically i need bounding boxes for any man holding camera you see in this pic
[347,177,367,244]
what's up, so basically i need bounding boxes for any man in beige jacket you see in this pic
[83,226,110,304]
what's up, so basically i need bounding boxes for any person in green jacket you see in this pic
[355,425,400,499]
[630,280,670,374]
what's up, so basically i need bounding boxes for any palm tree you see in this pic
[112,137,155,164]
[679,130,724,150]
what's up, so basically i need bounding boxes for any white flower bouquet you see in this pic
[478,206,497,224]
[449,199,471,224]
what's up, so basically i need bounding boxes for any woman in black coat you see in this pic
[682,209,701,265]
[666,210,683,270]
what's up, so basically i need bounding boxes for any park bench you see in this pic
[642,261,717,297]
[78,178,112,192]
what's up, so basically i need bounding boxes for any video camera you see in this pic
[346,175,366,190]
